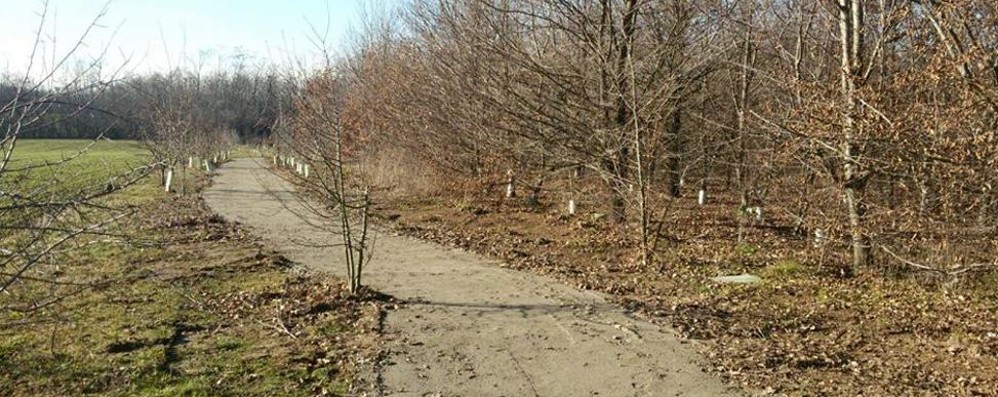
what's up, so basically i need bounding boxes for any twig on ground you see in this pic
[881,245,997,277]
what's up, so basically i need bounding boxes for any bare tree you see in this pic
[274,70,374,294]
[0,1,156,311]
[335,0,998,278]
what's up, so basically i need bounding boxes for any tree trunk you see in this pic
[608,0,639,225]
[665,110,683,198]
[608,155,628,224]
[735,3,756,242]
[839,0,870,268]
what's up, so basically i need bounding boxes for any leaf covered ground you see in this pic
[1,186,385,396]
[379,193,998,397]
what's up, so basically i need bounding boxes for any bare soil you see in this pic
[204,158,742,397]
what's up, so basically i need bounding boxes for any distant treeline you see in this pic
[1,70,293,142]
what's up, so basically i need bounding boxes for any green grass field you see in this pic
[4,139,160,206]
[9,139,149,164]
[0,140,370,396]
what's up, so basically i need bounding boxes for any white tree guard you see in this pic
[165,168,173,192]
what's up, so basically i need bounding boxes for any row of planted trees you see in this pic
[288,0,998,276]
[0,68,259,308]
[135,70,242,193]
[0,2,293,304]
[107,65,295,192]
[0,65,295,193]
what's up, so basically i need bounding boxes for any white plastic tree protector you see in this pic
[165,168,173,192]
[505,170,515,198]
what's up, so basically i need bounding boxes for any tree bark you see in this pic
[839,0,870,268]
[608,0,639,224]
[666,110,683,198]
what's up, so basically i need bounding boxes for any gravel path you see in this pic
[204,158,741,397]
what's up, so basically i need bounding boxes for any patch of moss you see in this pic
[762,259,806,279]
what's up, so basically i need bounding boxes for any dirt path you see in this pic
[204,158,741,397]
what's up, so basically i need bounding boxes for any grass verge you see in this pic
[1,144,384,396]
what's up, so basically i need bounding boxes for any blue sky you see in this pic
[0,0,394,78]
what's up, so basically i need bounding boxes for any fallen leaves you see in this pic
[380,194,998,396]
